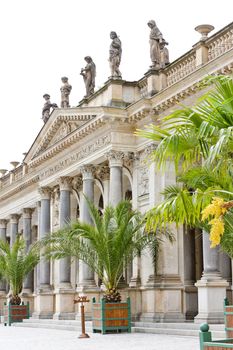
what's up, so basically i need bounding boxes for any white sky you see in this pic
[0,0,232,170]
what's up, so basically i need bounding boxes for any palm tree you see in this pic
[136,75,233,250]
[44,200,165,302]
[0,236,40,305]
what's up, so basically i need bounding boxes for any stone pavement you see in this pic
[0,325,199,350]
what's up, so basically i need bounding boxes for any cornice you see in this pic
[0,175,39,202]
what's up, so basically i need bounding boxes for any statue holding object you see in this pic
[80,56,96,98]
[147,20,169,69]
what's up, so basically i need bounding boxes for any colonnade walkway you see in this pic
[0,325,199,350]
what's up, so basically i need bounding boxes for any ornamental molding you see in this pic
[32,114,96,159]
[0,175,39,202]
[58,176,73,191]
[39,134,111,180]
[38,186,53,199]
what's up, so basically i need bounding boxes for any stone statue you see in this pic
[80,56,96,98]
[160,39,170,68]
[42,94,58,123]
[60,76,72,108]
[109,31,122,78]
[147,20,164,69]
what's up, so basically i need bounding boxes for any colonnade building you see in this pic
[0,22,233,323]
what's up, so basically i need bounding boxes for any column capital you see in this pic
[80,165,95,180]
[22,208,34,219]
[73,175,83,191]
[0,219,8,229]
[39,186,52,200]
[10,214,21,223]
[105,150,124,167]
[58,176,73,191]
[96,165,110,181]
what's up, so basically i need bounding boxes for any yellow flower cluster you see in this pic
[209,218,224,248]
[202,197,227,248]
[202,197,226,220]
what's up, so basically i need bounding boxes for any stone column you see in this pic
[96,166,110,207]
[77,165,97,290]
[76,165,99,320]
[33,187,53,319]
[106,151,124,206]
[54,177,75,320]
[183,228,198,320]
[219,251,232,302]
[22,208,34,294]
[130,153,141,288]
[106,151,128,289]
[10,214,20,247]
[195,231,228,323]
[0,220,7,298]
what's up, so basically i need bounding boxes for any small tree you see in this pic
[0,236,40,305]
[44,200,162,302]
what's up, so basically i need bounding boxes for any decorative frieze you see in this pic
[138,167,149,196]
[39,135,111,180]
[72,176,83,191]
[95,165,110,181]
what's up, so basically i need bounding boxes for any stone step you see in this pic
[132,322,225,331]
[132,326,226,338]
[12,319,227,338]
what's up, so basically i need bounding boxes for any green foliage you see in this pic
[136,75,233,237]
[0,236,40,299]
[43,200,166,296]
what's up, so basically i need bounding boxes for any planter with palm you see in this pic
[43,199,170,332]
[0,236,40,305]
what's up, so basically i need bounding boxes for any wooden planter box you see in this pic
[3,302,29,326]
[199,300,233,350]
[224,298,233,338]
[92,297,131,334]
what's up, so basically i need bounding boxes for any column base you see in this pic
[76,280,99,293]
[53,287,75,320]
[129,277,141,288]
[32,288,54,319]
[194,276,228,324]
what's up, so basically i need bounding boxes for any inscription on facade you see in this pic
[39,135,111,180]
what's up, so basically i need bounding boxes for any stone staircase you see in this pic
[12,319,226,338]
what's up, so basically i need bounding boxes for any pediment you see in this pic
[25,110,97,163]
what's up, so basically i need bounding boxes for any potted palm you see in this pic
[0,236,40,325]
[44,200,154,334]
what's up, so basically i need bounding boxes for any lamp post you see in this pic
[74,296,90,338]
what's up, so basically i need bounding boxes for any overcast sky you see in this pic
[0,0,232,170]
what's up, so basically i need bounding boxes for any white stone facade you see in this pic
[1,22,233,323]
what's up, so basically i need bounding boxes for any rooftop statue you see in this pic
[160,39,170,68]
[80,56,96,98]
[42,94,58,123]
[147,20,169,69]
[60,76,72,108]
[109,31,122,79]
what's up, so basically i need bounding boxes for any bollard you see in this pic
[199,323,212,350]
[74,296,90,339]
